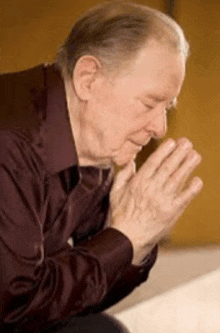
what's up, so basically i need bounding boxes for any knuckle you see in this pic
[165,181,176,193]
[144,155,155,169]
[162,204,173,217]
[177,194,191,208]
[161,164,170,174]
[129,177,138,193]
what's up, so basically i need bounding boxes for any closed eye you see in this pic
[142,103,154,110]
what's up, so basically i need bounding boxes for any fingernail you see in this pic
[167,138,176,148]
[190,151,202,163]
[194,177,203,189]
[180,139,192,149]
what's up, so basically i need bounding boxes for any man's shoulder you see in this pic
[0,64,47,146]
[0,64,47,125]
[0,129,46,177]
[0,63,71,177]
[0,130,25,160]
[0,63,46,82]
[0,64,46,100]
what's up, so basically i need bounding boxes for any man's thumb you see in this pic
[112,161,136,192]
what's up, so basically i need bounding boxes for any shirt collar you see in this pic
[42,63,78,174]
[40,63,113,183]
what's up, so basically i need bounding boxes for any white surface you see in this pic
[114,269,220,333]
[107,246,220,333]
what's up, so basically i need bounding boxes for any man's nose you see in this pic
[146,109,167,140]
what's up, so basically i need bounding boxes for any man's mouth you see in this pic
[129,140,144,151]
[129,138,151,148]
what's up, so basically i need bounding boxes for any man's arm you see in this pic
[0,132,133,331]
[90,244,158,313]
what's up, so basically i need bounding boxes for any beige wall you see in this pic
[1,0,219,246]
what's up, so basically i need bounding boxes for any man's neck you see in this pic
[64,78,113,169]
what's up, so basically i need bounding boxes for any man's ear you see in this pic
[73,55,102,101]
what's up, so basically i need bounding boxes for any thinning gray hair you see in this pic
[56,1,189,78]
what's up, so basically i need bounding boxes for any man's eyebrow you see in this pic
[145,94,178,109]
[146,94,166,103]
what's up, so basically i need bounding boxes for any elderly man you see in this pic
[0,1,203,332]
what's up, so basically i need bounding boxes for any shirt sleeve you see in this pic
[90,244,158,313]
[0,132,133,332]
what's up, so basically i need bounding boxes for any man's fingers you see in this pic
[153,138,193,185]
[111,160,136,193]
[137,138,176,180]
[164,150,202,194]
[175,176,203,208]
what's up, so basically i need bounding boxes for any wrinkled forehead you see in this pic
[103,40,186,106]
[119,39,186,82]
[106,37,186,78]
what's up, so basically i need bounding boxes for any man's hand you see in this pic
[110,138,203,265]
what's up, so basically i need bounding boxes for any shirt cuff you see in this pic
[80,228,133,286]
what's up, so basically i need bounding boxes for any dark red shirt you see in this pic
[0,64,157,332]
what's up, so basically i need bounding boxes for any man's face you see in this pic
[78,40,186,166]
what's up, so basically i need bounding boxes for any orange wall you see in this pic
[0,0,164,72]
[1,0,219,246]
[167,0,220,246]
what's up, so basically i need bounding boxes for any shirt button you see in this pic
[68,205,72,214]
